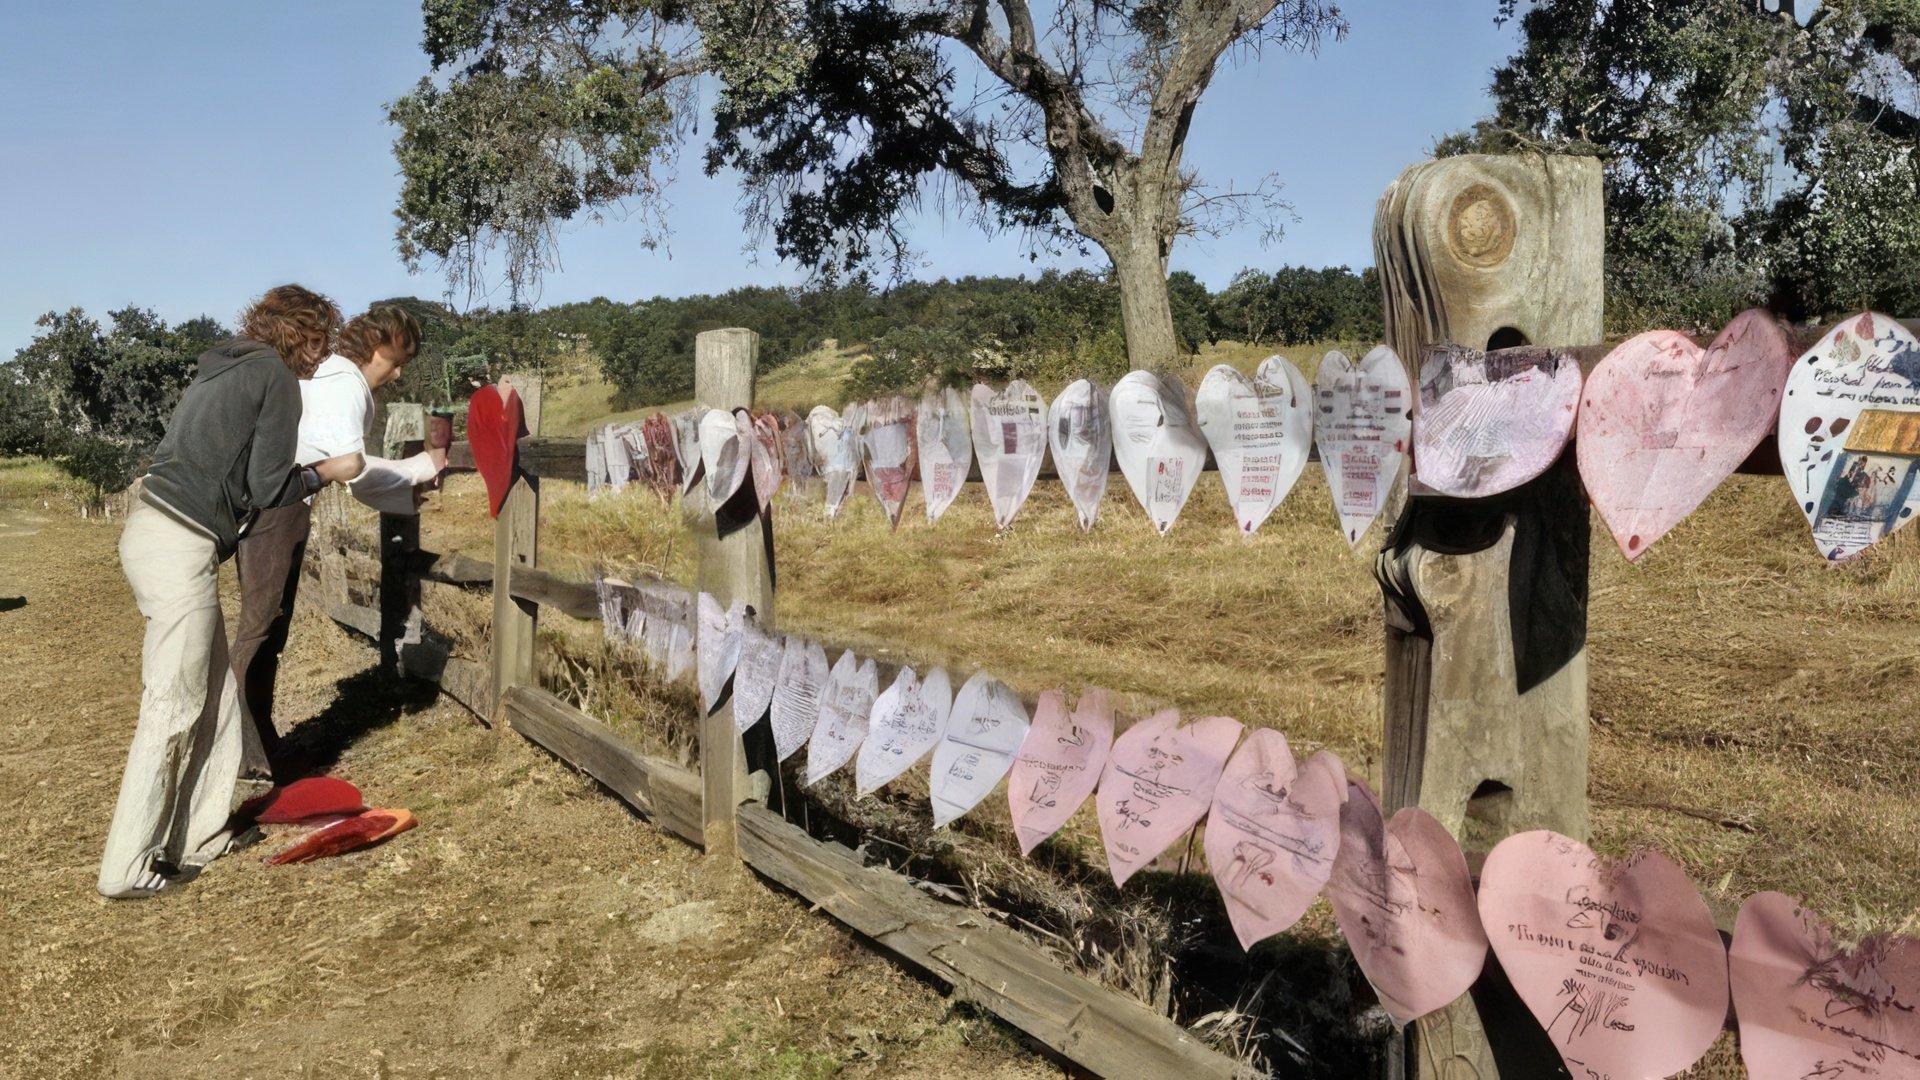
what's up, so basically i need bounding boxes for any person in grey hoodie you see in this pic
[100,284,358,898]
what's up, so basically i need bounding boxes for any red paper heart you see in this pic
[1326,781,1487,1027]
[1578,310,1793,560]
[1731,891,1920,1079]
[467,383,523,517]
[1478,831,1729,1080]
[246,776,365,824]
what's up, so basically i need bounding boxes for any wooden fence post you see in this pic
[689,327,773,860]
[1372,154,1604,1079]
[492,476,539,712]
[378,512,421,671]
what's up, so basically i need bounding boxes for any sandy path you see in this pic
[0,504,1057,1080]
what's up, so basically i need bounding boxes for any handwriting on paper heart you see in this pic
[1478,831,1730,1080]
[771,636,829,763]
[1314,345,1411,548]
[804,651,878,786]
[916,386,973,525]
[641,413,680,502]
[856,667,952,796]
[1196,359,1312,535]
[1203,731,1345,949]
[1096,711,1243,886]
[860,395,917,529]
[1110,372,1208,536]
[1008,688,1114,854]
[807,405,858,520]
[930,671,1031,827]
[1415,345,1581,498]
[695,593,745,715]
[466,382,523,517]
[731,617,782,734]
[1326,781,1486,1027]
[971,381,1049,529]
[1731,891,1920,1080]
[1048,380,1111,532]
[1579,310,1793,560]
[1778,312,1920,561]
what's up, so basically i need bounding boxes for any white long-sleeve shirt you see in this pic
[299,354,438,514]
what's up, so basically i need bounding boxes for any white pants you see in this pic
[99,499,243,896]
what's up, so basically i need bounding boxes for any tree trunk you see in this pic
[1108,236,1181,372]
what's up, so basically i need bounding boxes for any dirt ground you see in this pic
[0,471,1060,1080]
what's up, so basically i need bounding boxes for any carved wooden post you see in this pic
[491,477,538,711]
[689,328,773,859]
[1373,154,1603,1079]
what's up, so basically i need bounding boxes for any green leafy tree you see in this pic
[391,0,1347,370]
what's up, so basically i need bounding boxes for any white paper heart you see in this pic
[731,618,782,734]
[917,386,973,525]
[1096,710,1243,886]
[1007,688,1114,855]
[806,405,858,520]
[770,635,829,763]
[1196,360,1312,535]
[1109,371,1208,535]
[930,670,1031,827]
[1048,380,1112,532]
[860,395,917,529]
[1779,312,1920,561]
[854,667,953,796]
[1314,345,1412,548]
[695,593,745,714]
[1203,732,1346,949]
[1415,345,1582,498]
[673,407,707,495]
[698,408,751,506]
[804,651,878,786]
[664,619,694,683]
[970,381,1048,529]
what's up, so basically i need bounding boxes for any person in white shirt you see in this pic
[231,304,446,785]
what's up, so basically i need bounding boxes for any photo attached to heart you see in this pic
[1811,450,1918,554]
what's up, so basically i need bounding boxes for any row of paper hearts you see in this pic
[585,311,1920,562]
[595,583,1918,1080]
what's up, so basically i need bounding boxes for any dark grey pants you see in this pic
[231,499,312,783]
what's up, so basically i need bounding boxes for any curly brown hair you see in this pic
[337,304,422,367]
[241,284,342,377]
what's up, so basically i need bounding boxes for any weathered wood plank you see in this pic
[327,602,382,641]
[492,478,539,709]
[734,803,1242,1080]
[448,437,588,484]
[508,564,601,621]
[502,685,704,845]
[412,550,494,587]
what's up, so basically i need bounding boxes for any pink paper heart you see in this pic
[750,412,785,512]
[1202,731,1346,950]
[1326,781,1487,1027]
[1008,688,1114,855]
[1731,891,1920,1079]
[1479,831,1730,1080]
[466,383,523,517]
[1579,310,1793,560]
[1415,345,1582,498]
[1095,711,1242,887]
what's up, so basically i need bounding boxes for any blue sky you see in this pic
[0,2,1521,357]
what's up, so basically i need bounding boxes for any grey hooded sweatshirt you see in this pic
[140,337,305,558]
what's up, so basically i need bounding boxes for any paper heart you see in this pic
[695,593,745,714]
[1478,831,1730,1080]
[1203,732,1345,949]
[1778,312,1920,561]
[970,381,1049,529]
[1008,688,1114,855]
[804,650,878,786]
[1326,781,1486,1027]
[855,667,952,796]
[930,670,1031,827]
[806,406,858,519]
[698,408,751,506]
[641,413,680,502]
[750,412,785,512]
[247,776,365,824]
[1314,345,1412,548]
[1196,359,1313,535]
[770,635,829,763]
[731,618,782,734]
[1731,891,1920,1079]
[860,395,917,529]
[672,407,707,495]
[1415,345,1582,498]
[916,386,973,525]
[466,383,523,517]
[1580,310,1794,560]
[777,409,814,492]
[1048,380,1112,532]
[1109,371,1208,535]
[1096,710,1243,886]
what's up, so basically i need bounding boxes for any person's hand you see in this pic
[313,452,365,484]
[426,446,448,472]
